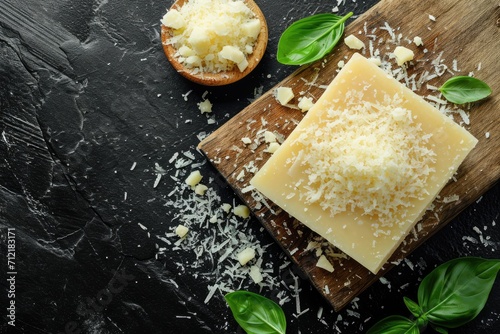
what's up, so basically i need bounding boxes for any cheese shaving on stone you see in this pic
[162,0,261,73]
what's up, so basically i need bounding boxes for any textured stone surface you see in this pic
[0,0,498,333]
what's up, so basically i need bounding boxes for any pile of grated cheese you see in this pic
[161,0,261,73]
[290,93,436,224]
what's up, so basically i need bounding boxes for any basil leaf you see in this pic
[366,315,420,334]
[438,76,492,104]
[277,12,353,65]
[418,257,500,328]
[403,296,423,318]
[432,325,449,334]
[225,291,286,334]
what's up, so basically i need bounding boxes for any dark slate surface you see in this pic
[0,0,498,333]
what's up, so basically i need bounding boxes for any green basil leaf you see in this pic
[403,296,423,318]
[277,12,353,65]
[418,257,500,328]
[224,291,286,334]
[438,76,492,104]
[366,315,420,334]
[432,325,449,334]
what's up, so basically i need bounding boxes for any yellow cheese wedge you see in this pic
[250,53,478,274]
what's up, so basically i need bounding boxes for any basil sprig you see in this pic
[368,257,500,334]
[438,76,492,104]
[277,12,353,65]
[225,291,286,334]
[225,258,499,333]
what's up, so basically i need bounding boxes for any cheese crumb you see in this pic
[264,131,277,143]
[344,34,365,50]
[237,247,256,265]
[298,97,314,112]
[222,203,232,213]
[249,265,263,283]
[241,137,252,145]
[234,204,250,218]
[275,87,294,105]
[185,170,203,187]
[368,57,382,66]
[175,224,189,238]
[413,36,423,46]
[393,46,414,66]
[266,142,281,153]
[194,184,208,195]
[198,99,213,113]
[316,255,334,272]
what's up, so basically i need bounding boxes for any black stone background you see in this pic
[0,0,498,333]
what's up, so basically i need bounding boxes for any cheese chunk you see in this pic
[237,247,255,265]
[275,87,294,105]
[175,224,189,238]
[185,170,203,187]
[344,34,365,50]
[393,46,414,66]
[250,53,477,274]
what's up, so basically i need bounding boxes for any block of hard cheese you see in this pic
[250,53,478,274]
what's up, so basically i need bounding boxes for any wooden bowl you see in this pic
[161,0,268,86]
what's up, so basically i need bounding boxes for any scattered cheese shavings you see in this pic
[153,173,162,188]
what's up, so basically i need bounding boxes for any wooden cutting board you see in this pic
[198,0,500,311]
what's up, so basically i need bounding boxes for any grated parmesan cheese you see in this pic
[294,94,436,223]
[162,0,261,73]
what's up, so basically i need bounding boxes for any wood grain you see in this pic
[198,0,500,311]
